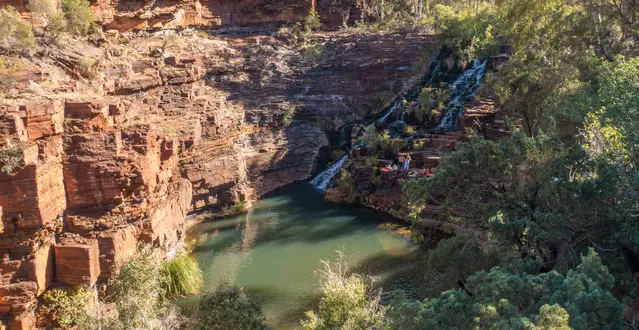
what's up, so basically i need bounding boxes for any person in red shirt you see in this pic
[426,168,433,177]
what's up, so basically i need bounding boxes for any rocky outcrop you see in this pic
[0,26,435,326]
[5,0,376,31]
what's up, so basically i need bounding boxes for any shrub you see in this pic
[301,252,385,330]
[110,244,185,329]
[195,284,269,330]
[40,287,98,328]
[77,56,98,78]
[282,106,296,126]
[336,169,357,203]
[163,34,184,51]
[0,7,36,52]
[61,0,94,35]
[0,56,23,95]
[300,42,325,63]
[304,9,321,32]
[0,141,25,174]
[29,0,66,38]
[160,252,203,297]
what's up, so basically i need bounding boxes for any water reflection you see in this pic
[189,182,421,329]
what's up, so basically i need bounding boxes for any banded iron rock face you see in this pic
[0,12,435,327]
[1,0,368,32]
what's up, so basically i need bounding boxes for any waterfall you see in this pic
[425,61,441,86]
[378,100,402,123]
[311,55,447,191]
[438,58,487,131]
[310,155,348,191]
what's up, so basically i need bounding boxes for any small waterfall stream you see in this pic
[438,58,487,131]
[309,155,348,190]
[310,58,486,191]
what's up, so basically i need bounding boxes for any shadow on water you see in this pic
[188,182,434,329]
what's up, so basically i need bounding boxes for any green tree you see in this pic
[387,249,626,329]
[195,284,269,330]
[301,253,385,330]
[61,0,94,35]
[0,6,36,52]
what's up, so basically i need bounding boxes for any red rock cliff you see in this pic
[0,22,434,328]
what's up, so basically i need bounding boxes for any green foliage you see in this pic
[39,245,188,330]
[387,249,626,329]
[282,106,296,126]
[301,253,385,330]
[0,141,25,174]
[160,252,203,297]
[300,42,325,63]
[434,3,502,63]
[421,234,502,296]
[110,244,185,329]
[227,200,248,215]
[195,284,269,330]
[336,169,357,203]
[304,9,321,32]
[40,287,97,329]
[288,9,322,44]
[77,56,98,78]
[402,130,628,272]
[61,0,94,35]
[417,87,448,122]
[0,6,36,52]
[163,34,184,51]
[29,0,66,37]
[0,56,23,96]
[361,125,396,158]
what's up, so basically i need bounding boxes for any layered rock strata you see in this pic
[0,26,435,327]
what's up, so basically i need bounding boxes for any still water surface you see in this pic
[188,182,421,329]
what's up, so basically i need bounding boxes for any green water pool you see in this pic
[187,182,423,329]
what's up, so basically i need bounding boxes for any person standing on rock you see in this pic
[403,154,412,171]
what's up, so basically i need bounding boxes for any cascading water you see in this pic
[310,54,471,191]
[438,58,487,131]
[378,100,402,123]
[309,155,348,190]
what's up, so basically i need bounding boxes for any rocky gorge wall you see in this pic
[2,0,370,31]
[0,12,436,327]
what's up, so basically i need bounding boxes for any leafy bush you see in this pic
[0,141,25,174]
[39,245,189,330]
[304,9,321,32]
[336,169,357,203]
[61,0,94,35]
[110,244,185,329]
[160,252,203,297]
[387,249,626,329]
[0,56,23,95]
[0,7,36,52]
[29,0,66,38]
[40,287,99,329]
[163,34,184,51]
[77,56,98,78]
[195,284,269,330]
[417,87,449,122]
[282,106,296,126]
[288,9,322,44]
[434,3,501,63]
[301,252,385,330]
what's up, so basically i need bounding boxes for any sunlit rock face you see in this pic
[0,5,436,325]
